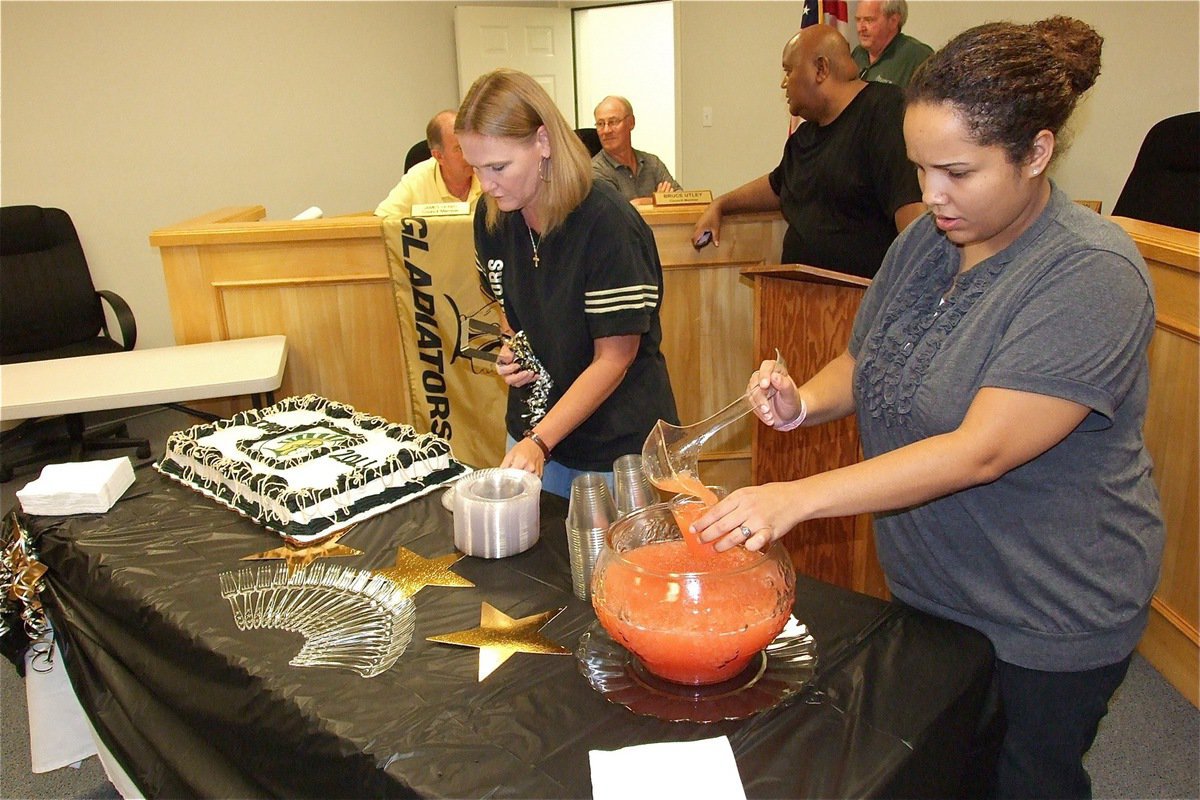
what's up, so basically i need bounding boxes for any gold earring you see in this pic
[538,156,551,182]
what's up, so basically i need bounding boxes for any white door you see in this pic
[454,6,576,124]
[574,1,676,177]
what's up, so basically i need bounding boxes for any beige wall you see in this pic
[3,1,1198,352]
[2,1,462,350]
[678,1,1200,205]
[909,1,1200,212]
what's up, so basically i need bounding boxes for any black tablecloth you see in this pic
[28,465,997,799]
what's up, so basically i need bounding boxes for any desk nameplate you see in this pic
[411,202,471,218]
[654,190,714,207]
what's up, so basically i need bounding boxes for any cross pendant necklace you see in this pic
[527,225,541,269]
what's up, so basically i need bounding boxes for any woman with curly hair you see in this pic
[695,17,1163,798]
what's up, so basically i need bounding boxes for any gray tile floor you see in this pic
[2,407,1197,799]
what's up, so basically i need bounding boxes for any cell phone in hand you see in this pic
[693,230,713,250]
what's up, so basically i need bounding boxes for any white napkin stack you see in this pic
[16,457,136,515]
[590,736,747,800]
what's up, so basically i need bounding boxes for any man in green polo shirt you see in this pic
[852,0,933,87]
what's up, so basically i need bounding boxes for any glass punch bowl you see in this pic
[590,502,796,685]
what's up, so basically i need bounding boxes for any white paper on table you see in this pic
[25,636,98,773]
[16,456,135,515]
[589,735,747,800]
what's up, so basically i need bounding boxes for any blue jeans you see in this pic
[505,434,614,499]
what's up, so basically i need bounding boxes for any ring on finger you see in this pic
[739,525,753,540]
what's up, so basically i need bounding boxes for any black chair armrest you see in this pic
[97,289,137,351]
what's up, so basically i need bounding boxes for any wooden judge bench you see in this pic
[148,204,783,490]
[151,207,1197,704]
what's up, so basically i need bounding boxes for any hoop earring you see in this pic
[538,156,552,183]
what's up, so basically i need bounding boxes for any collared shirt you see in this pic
[591,148,680,201]
[374,157,482,218]
[851,32,934,87]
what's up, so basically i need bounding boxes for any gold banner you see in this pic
[384,216,507,469]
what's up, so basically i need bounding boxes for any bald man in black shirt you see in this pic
[693,25,924,278]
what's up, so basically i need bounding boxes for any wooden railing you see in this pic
[1115,216,1199,707]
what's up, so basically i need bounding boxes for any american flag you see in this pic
[802,1,848,32]
[824,1,850,36]
[800,2,819,29]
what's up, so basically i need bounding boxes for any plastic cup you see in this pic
[613,454,658,517]
[567,473,617,600]
[567,472,617,533]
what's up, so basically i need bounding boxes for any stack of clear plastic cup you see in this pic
[452,468,541,558]
[612,453,658,518]
[566,472,618,601]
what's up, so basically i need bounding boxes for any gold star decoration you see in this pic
[241,527,362,574]
[427,602,570,681]
[373,546,474,596]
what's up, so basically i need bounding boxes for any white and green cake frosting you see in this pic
[156,395,467,544]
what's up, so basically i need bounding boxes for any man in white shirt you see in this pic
[375,110,482,217]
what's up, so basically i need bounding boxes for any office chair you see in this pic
[0,205,151,481]
[404,140,432,173]
[1112,111,1199,232]
[575,127,603,158]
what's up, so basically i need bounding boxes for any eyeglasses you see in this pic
[595,115,630,130]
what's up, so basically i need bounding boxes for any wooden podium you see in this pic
[743,264,887,598]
